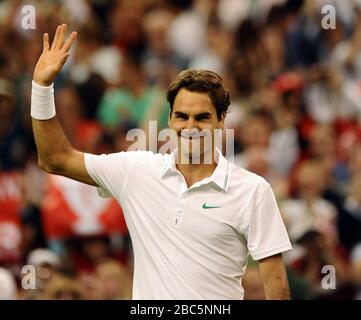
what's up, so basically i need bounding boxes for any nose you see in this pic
[185,118,197,130]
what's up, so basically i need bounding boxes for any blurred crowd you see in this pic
[1,0,361,300]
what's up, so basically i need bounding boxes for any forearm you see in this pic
[31,80,73,172]
[32,116,73,171]
[259,254,291,300]
[263,276,291,300]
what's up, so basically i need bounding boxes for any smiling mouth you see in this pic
[180,134,202,140]
[180,133,203,140]
[179,130,204,139]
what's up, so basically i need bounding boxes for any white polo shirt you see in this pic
[84,149,292,300]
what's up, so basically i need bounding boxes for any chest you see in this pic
[122,170,248,248]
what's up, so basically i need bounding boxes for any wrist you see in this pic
[31,80,56,120]
[33,78,53,87]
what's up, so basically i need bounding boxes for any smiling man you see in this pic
[31,24,292,299]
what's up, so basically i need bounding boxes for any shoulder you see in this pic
[229,162,269,190]
[86,150,168,169]
[112,150,168,166]
[227,163,273,208]
[120,151,170,182]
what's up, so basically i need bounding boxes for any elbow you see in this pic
[37,155,61,174]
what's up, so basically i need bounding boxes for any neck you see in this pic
[175,149,217,188]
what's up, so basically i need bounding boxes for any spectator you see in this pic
[338,173,361,250]
[290,230,351,299]
[0,78,27,170]
[1,0,361,300]
[97,53,169,131]
[96,259,132,300]
[281,160,338,245]
[20,248,61,299]
[0,267,17,299]
[42,273,83,300]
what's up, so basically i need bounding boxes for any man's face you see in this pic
[168,88,224,163]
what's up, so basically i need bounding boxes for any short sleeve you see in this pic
[84,151,153,199]
[246,181,292,261]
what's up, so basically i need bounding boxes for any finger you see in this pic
[56,52,71,69]
[50,25,62,51]
[55,24,67,50]
[61,52,71,61]
[43,33,49,52]
[62,31,77,53]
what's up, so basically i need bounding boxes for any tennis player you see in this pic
[31,24,292,299]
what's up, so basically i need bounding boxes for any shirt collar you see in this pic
[160,148,230,192]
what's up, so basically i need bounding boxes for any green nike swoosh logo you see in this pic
[202,203,221,209]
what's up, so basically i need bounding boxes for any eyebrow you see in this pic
[174,111,212,118]
[195,112,212,118]
[174,111,188,117]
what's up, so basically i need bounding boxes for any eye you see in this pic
[176,113,188,120]
[195,115,211,121]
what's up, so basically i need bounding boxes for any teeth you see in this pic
[181,131,202,139]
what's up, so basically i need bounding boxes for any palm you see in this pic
[33,24,77,86]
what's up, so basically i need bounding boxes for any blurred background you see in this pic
[1,0,361,300]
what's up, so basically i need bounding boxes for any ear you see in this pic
[217,112,226,130]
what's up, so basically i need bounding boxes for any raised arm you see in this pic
[32,24,96,186]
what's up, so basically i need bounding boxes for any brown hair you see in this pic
[166,69,230,120]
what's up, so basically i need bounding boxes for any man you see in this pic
[31,24,292,299]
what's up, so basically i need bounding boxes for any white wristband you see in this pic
[31,80,56,120]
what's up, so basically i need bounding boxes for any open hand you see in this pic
[33,24,77,86]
